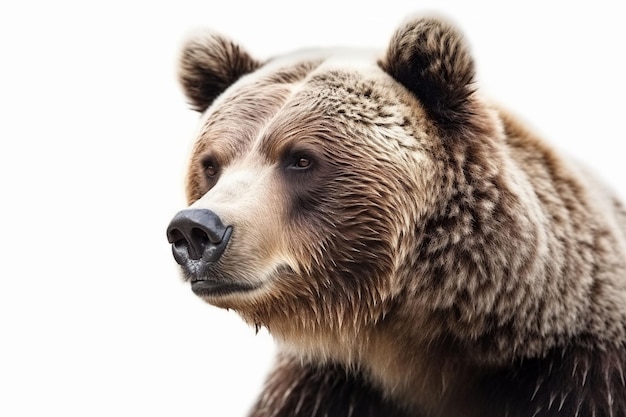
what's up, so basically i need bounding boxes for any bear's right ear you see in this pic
[178,32,262,112]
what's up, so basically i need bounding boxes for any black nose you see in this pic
[166,209,232,264]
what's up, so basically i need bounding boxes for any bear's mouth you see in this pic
[190,279,259,297]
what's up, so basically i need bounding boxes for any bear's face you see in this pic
[168,18,507,357]
[182,54,439,331]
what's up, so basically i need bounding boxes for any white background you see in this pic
[1,1,624,416]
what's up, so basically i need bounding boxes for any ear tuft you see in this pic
[178,31,261,112]
[380,17,477,130]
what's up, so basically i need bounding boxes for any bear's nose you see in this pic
[166,209,232,263]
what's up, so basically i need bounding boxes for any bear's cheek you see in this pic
[283,187,398,280]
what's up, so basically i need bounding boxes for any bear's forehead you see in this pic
[201,53,391,126]
[195,51,423,159]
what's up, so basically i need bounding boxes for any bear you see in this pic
[166,15,626,417]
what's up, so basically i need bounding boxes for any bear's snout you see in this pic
[166,209,232,266]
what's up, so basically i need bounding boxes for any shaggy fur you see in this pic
[170,15,626,417]
[179,31,262,112]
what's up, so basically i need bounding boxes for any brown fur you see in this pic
[178,31,262,112]
[171,16,626,417]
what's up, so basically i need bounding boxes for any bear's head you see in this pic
[167,17,543,365]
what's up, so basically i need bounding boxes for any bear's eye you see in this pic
[294,157,311,169]
[205,164,217,177]
[285,151,316,172]
[203,161,218,178]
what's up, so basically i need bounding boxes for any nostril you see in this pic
[191,227,210,245]
[189,227,210,257]
[167,229,184,245]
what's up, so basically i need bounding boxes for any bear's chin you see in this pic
[190,266,293,309]
[194,283,268,312]
[182,262,287,304]
[190,279,260,298]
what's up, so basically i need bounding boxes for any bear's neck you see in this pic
[362,321,482,415]
[276,314,484,415]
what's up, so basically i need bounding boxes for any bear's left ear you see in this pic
[178,31,262,112]
[380,17,477,131]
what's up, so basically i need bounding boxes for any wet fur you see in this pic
[175,16,626,417]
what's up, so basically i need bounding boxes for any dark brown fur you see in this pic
[248,355,410,417]
[179,31,262,112]
[171,16,626,417]
[380,17,477,131]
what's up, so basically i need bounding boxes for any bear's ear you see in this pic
[380,17,477,131]
[178,31,262,112]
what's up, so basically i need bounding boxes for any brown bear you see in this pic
[166,15,626,417]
